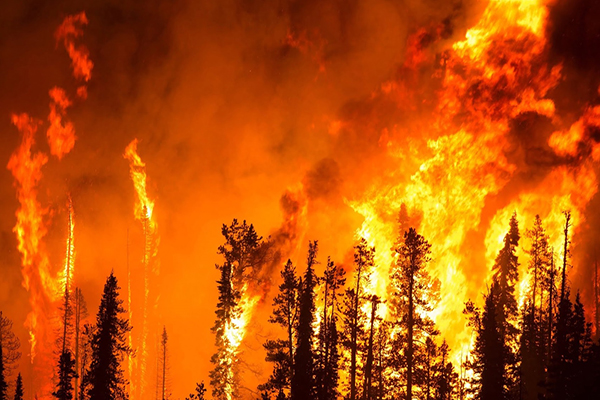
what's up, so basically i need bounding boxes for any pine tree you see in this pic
[85,272,131,400]
[73,288,87,400]
[210,220,270,400]
[547,211,573,400]
[432,340,458,400]
[361,295,380,400]
[185,382,207,400]
[291,241,319,400]
[0,341,6,400]
[391,228,438,400]
[520,215,550,400]
[0,312,20,400]
[316,257,345,400]
[53,351,76,400]
[342,238,374,400]
[260,259,300,397]
[490,213,520,396]
[158,327,169,400]
[465,282,504,400]
[77,323,95,400]
[13,373,23,400]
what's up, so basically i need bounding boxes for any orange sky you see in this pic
[1,0,600,399]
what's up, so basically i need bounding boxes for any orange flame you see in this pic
[47,87,75,159]
[7,113,58,397]
[124,138,159,400]
[349,0,600,368]
[55,12,93,83]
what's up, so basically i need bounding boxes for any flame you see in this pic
[347,0,600,369]
[222,283,260,400]
[7,113,57,396]
[124,138,159,400]
[47,87,75,159]
[55,12,93,83]
[61,198,76,352]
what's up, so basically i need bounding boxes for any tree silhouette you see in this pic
[341,238,373,400]
[52,351,76,400]
[0,341,6,400]
[391,228,438,400]
[210,219,270,400]
[0,312,21,396]
[13,373,23,400]
[260,259,300,397]
[465,282,504,400]
[490,213,520,395]
[291,241,319,400]
[316,257,345,400]
[85,272,131,400]
[185,382,207,400]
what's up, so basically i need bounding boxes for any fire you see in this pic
[348,0,600,369]
[61,198,76,352]
[47,87,75,159]
[7,113,57,395]
[124,138,159,400]
[55,12,93,83]
[5,12,93,397]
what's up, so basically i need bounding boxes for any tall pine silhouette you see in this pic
[392,228,438,400]
[84,272,131,400]
[260,259,300,397]
[291,241,318,400]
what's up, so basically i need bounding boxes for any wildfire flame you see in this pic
[124,138,160,400]
[349,0,600,367]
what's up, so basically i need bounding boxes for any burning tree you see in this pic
[390,227,440,400]
[210,219,270,400]
[341,238,374,400]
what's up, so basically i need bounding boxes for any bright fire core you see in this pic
[1,0,600,399]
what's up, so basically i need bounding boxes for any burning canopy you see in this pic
[2,0,600,398]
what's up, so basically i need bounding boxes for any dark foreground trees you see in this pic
[84,272,131,400]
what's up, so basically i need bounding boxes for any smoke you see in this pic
[2,0,600,398]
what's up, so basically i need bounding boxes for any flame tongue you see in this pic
[124,138,159,400]
[7,113,57,395]
[350,0,600,366]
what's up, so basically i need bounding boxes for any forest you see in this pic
[2,210,599,400]
[3,0,600,399]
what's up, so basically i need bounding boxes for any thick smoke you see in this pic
[2,0,600,398]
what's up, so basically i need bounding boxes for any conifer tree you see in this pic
[391,228,438,400]
[432,340,457,400]
[0,341,6,400]
[13,373,23,400]
[465,282,504,400]
[316,258,345,400]
[73,288,87,400]
[548,211,572,400]
[260,259,300,397]
[342,239,374,400]
[185,382,207,400]
[210,220,270,400]
[85,272,131,400]
[291,241,319,400]
[520,215,551,399]
[361,295,380,400]
[0,312,20,400]
[490,214,520,395]
[158,327,169,400]
[53,351,76,400]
